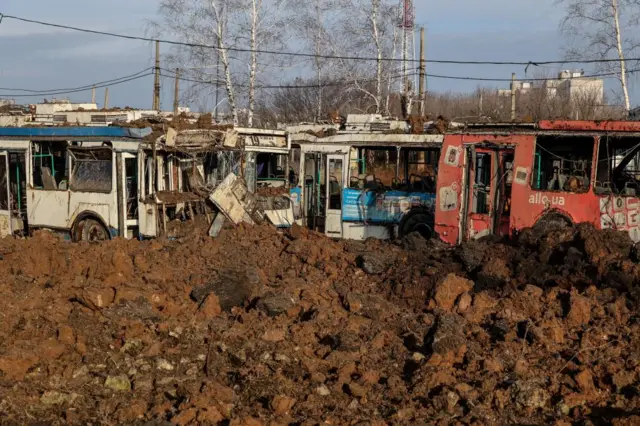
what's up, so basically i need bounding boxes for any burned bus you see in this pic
[289,132,443,240]
[434,120,640,245]
[0,126,293,241]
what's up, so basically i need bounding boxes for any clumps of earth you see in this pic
[0,222,638,425]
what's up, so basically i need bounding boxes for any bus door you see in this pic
[461,145,514,240]
[303,152,325,232]
[118,152,139,238]
[0,152,12,237]
[137,151,157,238]
[325,154,344,238]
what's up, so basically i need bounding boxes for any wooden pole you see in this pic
[173,68,180,117]
[153,40,161,111]
[511,72,517,121]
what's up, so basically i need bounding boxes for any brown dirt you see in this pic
[0,223,639,424]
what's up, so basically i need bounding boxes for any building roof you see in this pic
[0,126,152,140]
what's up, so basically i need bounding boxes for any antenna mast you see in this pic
[397,0,415,114]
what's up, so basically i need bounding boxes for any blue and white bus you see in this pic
[289,132,443,240]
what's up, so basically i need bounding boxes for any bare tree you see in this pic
[153,0,292,126]
[335,0,397,114]
[293,0,341,122]
[558,0,640,114]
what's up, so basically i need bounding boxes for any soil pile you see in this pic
[0,223,638,425]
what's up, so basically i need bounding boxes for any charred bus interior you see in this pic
[348,147,440,192]
[532,136,594,193]
[595,136,640,195]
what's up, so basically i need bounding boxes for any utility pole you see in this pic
[418,27,426,116]
[104,87,109,110]
[91,86,96,104]
[153,40,161,111]
[511,72,516,121]
[173,68,180,117]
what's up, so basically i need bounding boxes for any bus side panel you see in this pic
[508,135,601,232]
[27,189,70,229]
[434,135,465,245]
[69,193,116,232]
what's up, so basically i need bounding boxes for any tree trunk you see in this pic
[248,0,260,127]
[385,25,399,115]
[315,3,323,122]
[611,0,631,114]
[213,2,238,125]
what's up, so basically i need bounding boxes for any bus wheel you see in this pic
[400,211,434,239]
[533,213,572,235]
[77,218,110,242]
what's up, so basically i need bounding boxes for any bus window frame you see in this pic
[530,135,595,194]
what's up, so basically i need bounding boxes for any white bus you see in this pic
[289,132,443,240]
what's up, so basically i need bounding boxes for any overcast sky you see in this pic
[0,0,636,111]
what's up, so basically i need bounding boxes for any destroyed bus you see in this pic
[434,120,640,245]
[289,131,443,240]
[0,126,293,241]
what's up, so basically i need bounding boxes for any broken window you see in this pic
[328,158,343,210]
[125,157,138,219]
[595,136,640,195]
[532,136,594,193]
[358,147,397,189]
[403,148,439,193]
[289,147,301,186]
[69,148,113,193]
[256,153,287,183]
[348,147,439,192]
[472,153,491,214]
[31,141,68,190]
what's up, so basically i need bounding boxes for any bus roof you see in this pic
[0,126,152,140]
[291,132,443,148]
[451,120,640,134]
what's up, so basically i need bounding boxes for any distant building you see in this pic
[500,70,603,106]
[30,99,202,126]
[498,81,534,97]
[545,70,604,104]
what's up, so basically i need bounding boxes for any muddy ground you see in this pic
[0,222,639,425]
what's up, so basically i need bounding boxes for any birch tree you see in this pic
[240,0,293,126]
[335,0,398,114]
[293,0,341,122]
[558,0,640,114]
[154,0,293,126]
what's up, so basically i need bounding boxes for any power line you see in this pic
[159,66,632,88]
[0,65,627,99]
[0,68,153,93]
[159,68,420,89]
[0,73,153,98]
[2,13,640,67]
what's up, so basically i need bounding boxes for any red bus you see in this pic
[434,120,640,245]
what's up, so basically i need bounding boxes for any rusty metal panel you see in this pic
[539,120,640,132]
[209,173,258,225]
[434,135,465,245]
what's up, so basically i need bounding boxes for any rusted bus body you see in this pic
[434,120,640,245]
[148,128,293,233]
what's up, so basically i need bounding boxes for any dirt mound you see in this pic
[0,223,639,424]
